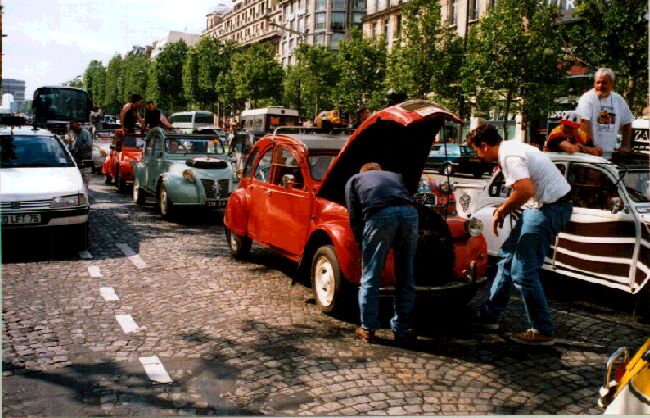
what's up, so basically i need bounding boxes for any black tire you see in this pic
[73,223,89,252]
[225,227,251,259]
[104,173,112,184]
[473,170,484,179]
[118,177,128,193]
[310,245,344,314]
[158,184,174,219]
[443,163,454,176]
[633,285,650,323]
[133,180,146,205]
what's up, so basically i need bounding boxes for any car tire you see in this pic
[225,227,251,259]
[443,163,454,176]
[118,177,128,193]
[633,285,650,324]
[311,245,344,314]
[104,173,112,184]
[158,184,174,219]
[473,170,484,179]
[133,180,146,206]
[72,222,89,252]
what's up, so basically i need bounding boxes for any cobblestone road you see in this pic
[3,175,649,416]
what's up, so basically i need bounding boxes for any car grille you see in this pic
[0,199,52,212]
[201,179,229,199]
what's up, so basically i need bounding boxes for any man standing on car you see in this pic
[120,94,145,134]
[577,68,635,159]
[144,100,173,130]
[345,162,418,345]
[468,124,572,345]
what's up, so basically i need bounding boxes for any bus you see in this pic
[240,106,300,137]
[32,86,92,135]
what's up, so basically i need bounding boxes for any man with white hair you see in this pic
[576,68,634,159]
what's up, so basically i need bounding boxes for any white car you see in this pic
[455,152,649,305]
[0,126,90,249]
[169,111,215,134]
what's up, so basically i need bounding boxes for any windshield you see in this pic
[33,87,90,123]
[165,137,225,155]
[622,170,649,203]
[308,153,337,181]
[1,135,74,168]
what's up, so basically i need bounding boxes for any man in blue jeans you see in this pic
[467,124,573,345]
[345,162,419,345]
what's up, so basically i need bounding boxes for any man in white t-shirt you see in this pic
[467,124,573,346]
[576,68,634,159]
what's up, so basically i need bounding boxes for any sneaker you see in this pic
[355,327,375,343]
[508,329,554,346]
[393,330,417,347]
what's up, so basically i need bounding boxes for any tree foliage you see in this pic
[122,52,149,103]
[229,43,283,108]
[104,55,124,115]
[82,60,106,107]
[183,37,234,112]
[155,40,189,113]
[565,0,648,112]
[290,44,339,118]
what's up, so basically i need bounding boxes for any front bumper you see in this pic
[1,207,89,229]
[379,261,487,295]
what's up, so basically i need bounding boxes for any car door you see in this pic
[246,145,274,241]
[549,163,637,291]
[145,132,163,192]
[258,144,311,255]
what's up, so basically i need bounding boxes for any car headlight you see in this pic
[465,217,483,237]
[182,169,196,183]
[51,193,86,208]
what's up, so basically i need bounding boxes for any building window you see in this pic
[316,0,327,11]
[315,12,326,30]
[331,12,346,31]
[490,0,497,9]
[395,14,402,39]
[449,0,458,25]
[353,12,364,26]
[332,0,346,10]
[371,22,377,38]
[352,0,365,12]
[375,0,381,13]
[331,32,345,49]
[384,18,389,36]
[469,0,478,20]
[314,33,326,45]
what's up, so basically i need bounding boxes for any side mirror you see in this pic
[282,174,295,188]
[610,197,624,214]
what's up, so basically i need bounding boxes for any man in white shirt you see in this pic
[576,68,635,159]
[467,124,573,345]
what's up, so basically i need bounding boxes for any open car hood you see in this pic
[317,100,461,205]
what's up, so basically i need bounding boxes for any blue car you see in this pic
[424,143,493,178]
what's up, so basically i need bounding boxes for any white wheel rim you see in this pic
[133,181,139,201]
[229,232,239,252]
[160,189,168,214]
[314,256,335,306]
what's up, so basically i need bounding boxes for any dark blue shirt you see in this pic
[345,170,414,243]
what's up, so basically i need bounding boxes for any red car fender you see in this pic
[101,155,111,175]
[452,235,489,280]
[224,188,250,237]
[309,222,363,285]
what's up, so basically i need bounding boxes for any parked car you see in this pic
[192,126,228,145]
[425,143,494,178]
[598,338,650,414]
[169,111,215,134]
[102,130,145,192]
[102,115,120,130]
[223,101,489,313]
[0,126,89,249]
[456,151,649,307]
[133,128,235,219]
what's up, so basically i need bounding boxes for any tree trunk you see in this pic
[503,90,512,141]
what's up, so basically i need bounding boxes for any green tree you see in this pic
[122,52,149,104]
[229,43,284,108]
[290,44,339,119]
[145,61,160,108]
[184,37,234,112]
[104,54,124,115]
[335,28,387,115]
[565,0,648,112]
[462,0,564,139]
[82,60,106,107]
[155,40,189,113]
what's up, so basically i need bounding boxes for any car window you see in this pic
[171,114,192,123]
[460,146,475,156]
[271,146,304,189]
[194,113,214,124]
[308,153,337,181]
[164,137,223,155]
[255,147,273,182]
[1,135,74,168]
[243,148,259,178]
[568,164,621,210]
[431,145,441,153]
[153,134,163,155]
[145,132,158,158]
[622,170,649,203]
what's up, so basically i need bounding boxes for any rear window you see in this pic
[194,113,214,124]
[171,115,192,123]
[1,135,74,168]
[308,153,337,181]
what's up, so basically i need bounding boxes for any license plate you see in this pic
[206,200,226,208]
[2,214,42,225]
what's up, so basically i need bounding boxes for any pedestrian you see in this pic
[89,105,102,135]
[228,130,253,171]
[120,93,145,134]
[468,123,573,346]
[144,100,173,130]
[576,68,635,159]
[69,119,93,170]
[345,162,418,345]
[350,106,369,129]
[543,111,602,156]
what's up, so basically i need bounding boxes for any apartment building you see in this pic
[203,0,365,66]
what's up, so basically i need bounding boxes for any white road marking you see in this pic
[115,314,140,334]
[115,243,147,269]
[88,265,103,278]
[139,356,173,384]
[79,250,93,259]
[99,287,120,301]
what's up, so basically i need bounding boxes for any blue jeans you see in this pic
[359,205,418,337]
[481,200,572,336]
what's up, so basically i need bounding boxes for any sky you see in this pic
[3,0,227,100]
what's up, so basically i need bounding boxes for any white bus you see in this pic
[240,106,300,137]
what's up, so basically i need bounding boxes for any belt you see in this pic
[553,192,572,204]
